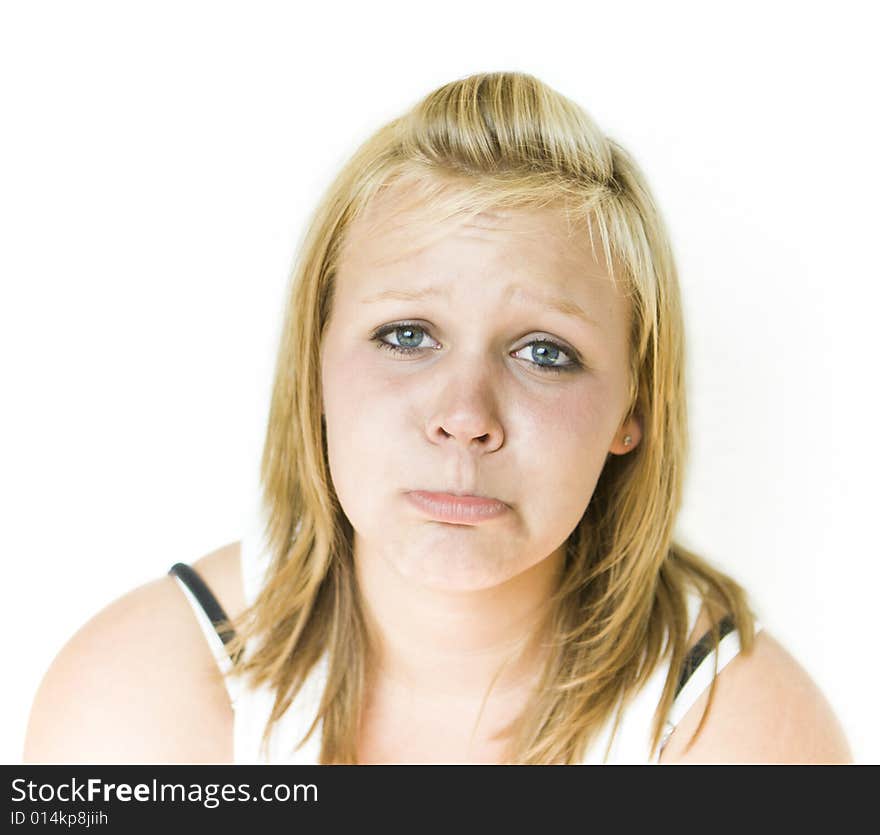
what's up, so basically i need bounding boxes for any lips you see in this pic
[405,490,509,525]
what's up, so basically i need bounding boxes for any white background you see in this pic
[2,0,877,763]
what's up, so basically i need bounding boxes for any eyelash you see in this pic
[370,321,583,375]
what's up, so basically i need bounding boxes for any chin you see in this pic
[392,548,520,593]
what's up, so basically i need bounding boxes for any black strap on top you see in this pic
[168,562,243,665]
[674,614,736,699]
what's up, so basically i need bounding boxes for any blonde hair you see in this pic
[223,70,756,764]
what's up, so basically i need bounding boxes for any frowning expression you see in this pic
[320,181,641,592]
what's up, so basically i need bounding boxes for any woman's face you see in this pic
[320,183,641,593]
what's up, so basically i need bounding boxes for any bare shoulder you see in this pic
[660,614,852,764]
[23,541,245,764]
[189,539,247,620]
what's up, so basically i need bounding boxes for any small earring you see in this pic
[623,434,632,446]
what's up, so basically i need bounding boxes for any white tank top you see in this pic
[173,526,759,764]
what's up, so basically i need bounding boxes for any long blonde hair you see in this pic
[223,70,756,764]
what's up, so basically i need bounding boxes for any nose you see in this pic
[425,366,504,454]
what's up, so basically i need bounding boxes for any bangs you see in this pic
[339,163,635,301]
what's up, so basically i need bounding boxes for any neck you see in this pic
[353,539,565,703]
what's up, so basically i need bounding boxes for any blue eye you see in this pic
[370,322,582,375]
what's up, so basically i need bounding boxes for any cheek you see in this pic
[510,382,616,523]
[322,345,402,432]
[518,379,612,460]
[321,346,400,520]
[322,343,362,418]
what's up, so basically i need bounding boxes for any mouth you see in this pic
[404,490,510,525]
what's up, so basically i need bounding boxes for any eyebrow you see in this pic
[361,286,600,328]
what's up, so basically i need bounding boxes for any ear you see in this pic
[608,414,642,456]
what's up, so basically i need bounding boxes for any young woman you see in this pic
[23,71,851,764]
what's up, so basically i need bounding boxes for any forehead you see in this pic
[338,182,614,300]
